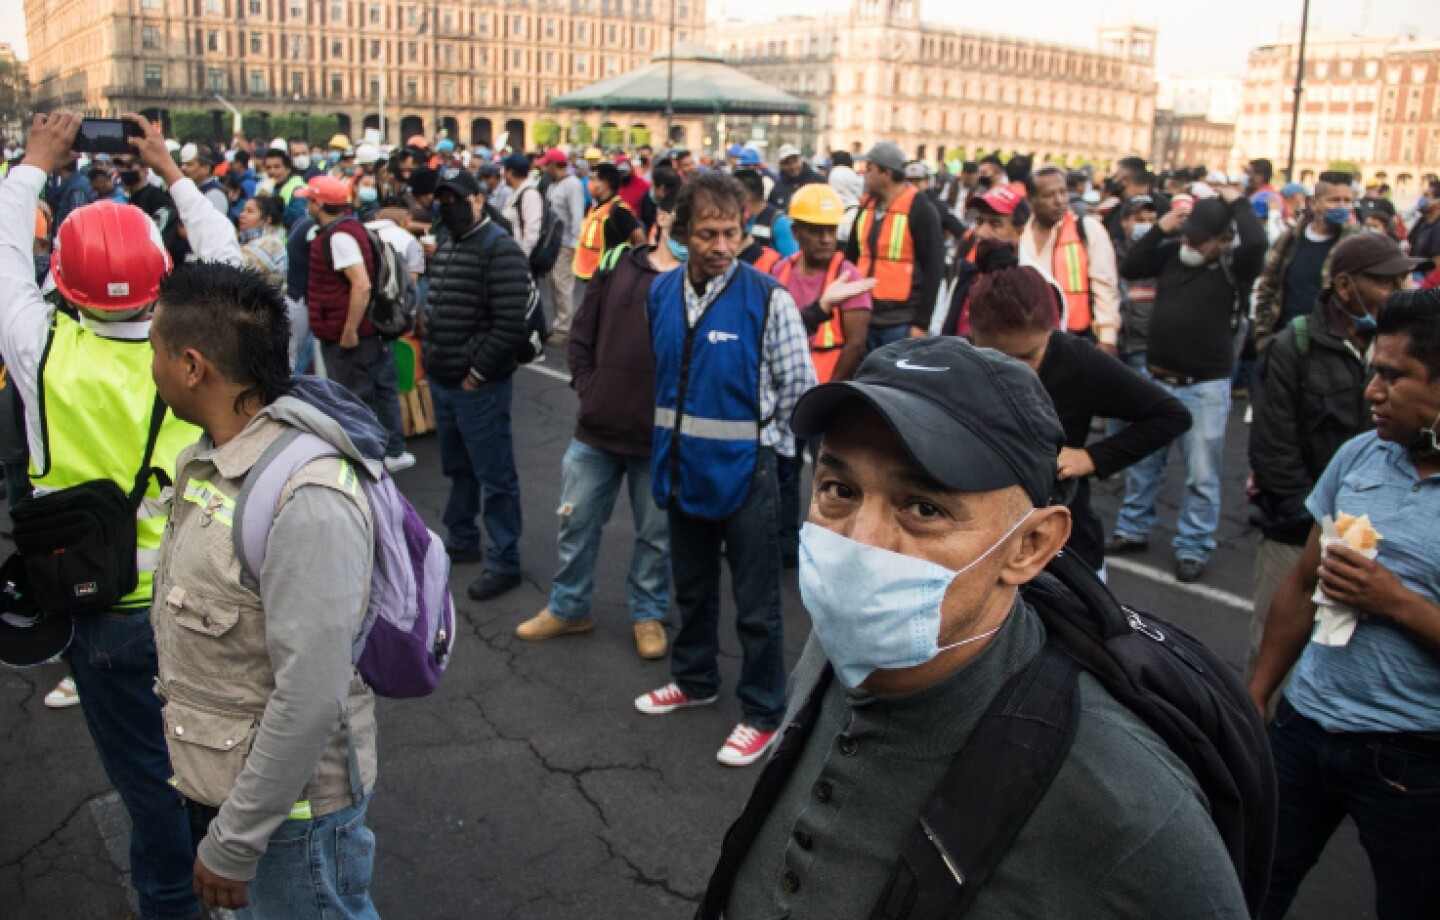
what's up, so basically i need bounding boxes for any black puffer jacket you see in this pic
[1249,295,1372,545]
[422,217,531,384]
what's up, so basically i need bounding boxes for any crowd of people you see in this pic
[2,108,1440,919]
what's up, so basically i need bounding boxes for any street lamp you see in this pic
[1284,0,1311,182]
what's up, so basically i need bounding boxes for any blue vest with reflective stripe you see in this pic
[649,264,774,519]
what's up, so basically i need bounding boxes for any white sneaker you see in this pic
[384,452,417,473]
[1244,405,1253,426]
[44,677,80,709]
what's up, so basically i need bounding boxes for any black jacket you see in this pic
[422,217,531,384]
[768,164,824,212]
[1249,297,1372,545]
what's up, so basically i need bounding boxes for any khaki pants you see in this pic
[1247,538,1304,694]
[547,245,577,335]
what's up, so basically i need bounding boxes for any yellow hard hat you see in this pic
[788,183,846,226]
[584,146,603,160]
[328,133,353,150]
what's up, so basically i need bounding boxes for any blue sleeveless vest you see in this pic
[649,264,775,519]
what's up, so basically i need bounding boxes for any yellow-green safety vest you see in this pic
[30,314,201,609]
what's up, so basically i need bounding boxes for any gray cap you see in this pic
[864,142,906,174]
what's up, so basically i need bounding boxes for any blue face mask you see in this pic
[1324,207,1352,228]
[1130,222,1153,241]
[798,513,1032,688]
[667,237,689,261]
[358,186,379,204]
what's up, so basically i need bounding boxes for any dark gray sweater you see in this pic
[725,601,1248,919]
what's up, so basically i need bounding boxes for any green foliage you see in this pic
[599,124,625,148]
[629,125,652,147]
[169,110,214,142]
[1328,159,1362,179]
[533,119,562,148]
[568,122,593,145]
[242,111,271,143]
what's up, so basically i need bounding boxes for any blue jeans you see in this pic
[866,323,910,354]
[1262,699,1440,920]
[668,450,786,731]
[1114,375,1230,564]
[237,795,380,920]
[430,377,522,575]
[65,612,201,920]
[548,438,670,623]
[371,340,407,458]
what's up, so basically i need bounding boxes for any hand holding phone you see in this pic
[73,118,143,155]
[20,113,82,176]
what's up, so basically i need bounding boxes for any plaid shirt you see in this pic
[684,262,817,458]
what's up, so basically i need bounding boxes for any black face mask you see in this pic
[437,200,474,238]
[976,176,994,191]
[119,170,141,187]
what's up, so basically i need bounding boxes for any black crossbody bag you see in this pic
[11,394,170,615]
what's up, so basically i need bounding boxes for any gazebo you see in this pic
[549,42,811,154]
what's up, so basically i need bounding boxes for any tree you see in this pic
[599,123,624,148]
[532,119,562,148]
[0,57,27,139]
[243,112,272,143]
[568,122,593,145]
[1328,159,1362,180]
[629,125,652,148]
[169,110,213,143]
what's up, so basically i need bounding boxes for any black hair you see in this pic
[593,162,622,192]
[87,168,110,181]
[672,149,693,162]
[1318,170,1353,186]
[1027,166,1065,194]
[969,240,1062,334]
[961,160,978,172]
[650,164,681,207]
[1004,154,1033,185]
[250,193,284,226]
[1117,156,1148,174]
[830,151,854,168]
[1427,177,1440,199]
[732,168,766,202]
[319,203,348,217]
[1249,158,1273,184]
[673,172,745,240]
[155,262,292,412]
[1376,289,1440,378]
[263,149,293,170]
[979,153,1004,168]
[233,150,251,167]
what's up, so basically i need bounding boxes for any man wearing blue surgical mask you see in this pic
[1255,171,1362,346]
[1248,234,1428,692]
[700,337,1247,919]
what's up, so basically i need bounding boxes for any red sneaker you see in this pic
[634,682,718,715]
[716,723,778,767]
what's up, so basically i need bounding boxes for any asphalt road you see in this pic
[0,351,1377,920]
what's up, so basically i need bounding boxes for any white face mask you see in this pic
[293,155,311,171]
[798,511,1033,688]
[1178,244,1208,267]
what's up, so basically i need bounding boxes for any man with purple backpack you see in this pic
[146,261,454,916]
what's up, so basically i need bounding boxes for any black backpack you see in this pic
[698,550,1276,919]
[514,185,566,278]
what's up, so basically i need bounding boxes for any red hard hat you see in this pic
[51,201,172,312]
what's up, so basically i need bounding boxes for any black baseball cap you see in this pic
[0,554,73,668]
[1329,233,1430,280]
[435,166,481,198]
[792,338,1064,507]
[407,167,439,196]
[1178,197,1235,243]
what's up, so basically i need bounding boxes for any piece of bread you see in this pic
[1341,513,1381,552]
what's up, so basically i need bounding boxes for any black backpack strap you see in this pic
[127,392,171,507]
[696,664,835,920]
[869,647,1081,920]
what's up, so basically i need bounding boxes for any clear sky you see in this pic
[2,0,1437,77]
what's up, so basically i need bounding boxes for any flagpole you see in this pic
[378,45,387,145]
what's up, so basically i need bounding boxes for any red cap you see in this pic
[406,134,428,148]
[537,148,569,167]
[294,176,351,206]
[973,186,1024,216]
[51,201,172,312]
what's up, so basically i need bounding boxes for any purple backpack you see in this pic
[234,429,456,698]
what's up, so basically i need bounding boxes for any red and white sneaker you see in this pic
[634,682,718,715]
[717,723,778,767]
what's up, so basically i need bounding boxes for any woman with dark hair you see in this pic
[967,241,1192,575]
[236,193,288,291]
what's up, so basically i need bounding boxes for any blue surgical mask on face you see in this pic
[1324,207,1352,228]
[358,186,379,203]
[798,512,1033,688]
[1131,222,1153,240]
[667,237,689,261]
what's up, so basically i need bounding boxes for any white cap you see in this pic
[904,161,930,180]
[270,138,288,151]
[1189,181,1217,199]
[164,139,181,154]
[777,143,801,162]
[355,143,380,165]
[1205,170,1228,186]
[178,143,199,164]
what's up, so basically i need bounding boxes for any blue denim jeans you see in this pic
[1261,699,1440,920]
[668,450,786,731]
[236,794,380,920]
[548,438,670,623]
[866,323,911,354]
[430,376,522,575]
[1114,375,1230,564]
[371,340,407,458]
[65,611,202,920]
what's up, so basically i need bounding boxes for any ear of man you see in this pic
[997,505,1072,587]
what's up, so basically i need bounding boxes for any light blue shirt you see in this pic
[1288,431,1440,732]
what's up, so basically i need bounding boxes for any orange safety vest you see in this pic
[854,184,919,302]
[777,252,847,384]
[1049,211,1092,332]
[751,245,782,275]
[573,196,630,280]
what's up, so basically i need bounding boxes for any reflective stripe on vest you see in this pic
[1051,212,1092,332]
[854,184,918,302]
[33,314,201,608]
[573,196,625,280]
[653,407,758,441]
[776,253,847,383]
[182,479,236,528]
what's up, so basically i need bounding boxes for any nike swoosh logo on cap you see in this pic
[895,359,946,372]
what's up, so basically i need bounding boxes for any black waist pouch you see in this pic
[12,395,168,615]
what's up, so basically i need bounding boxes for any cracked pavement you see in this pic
[0,354,1374,918]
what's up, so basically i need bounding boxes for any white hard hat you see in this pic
[355,143,380,165]
[178,143,199,164]
[164,139,181,154]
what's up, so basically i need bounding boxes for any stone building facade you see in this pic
[709,0,1157,168]
[1151,111,1236,175]
[24,0,709,149]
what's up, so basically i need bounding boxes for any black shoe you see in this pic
[468,570,522,601]
[447,545,484,564]
[1175,558,1205,583]
[1105,534,1149,555]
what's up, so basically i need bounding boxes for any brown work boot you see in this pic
[633,621,668,660]
[515,608,595,641]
